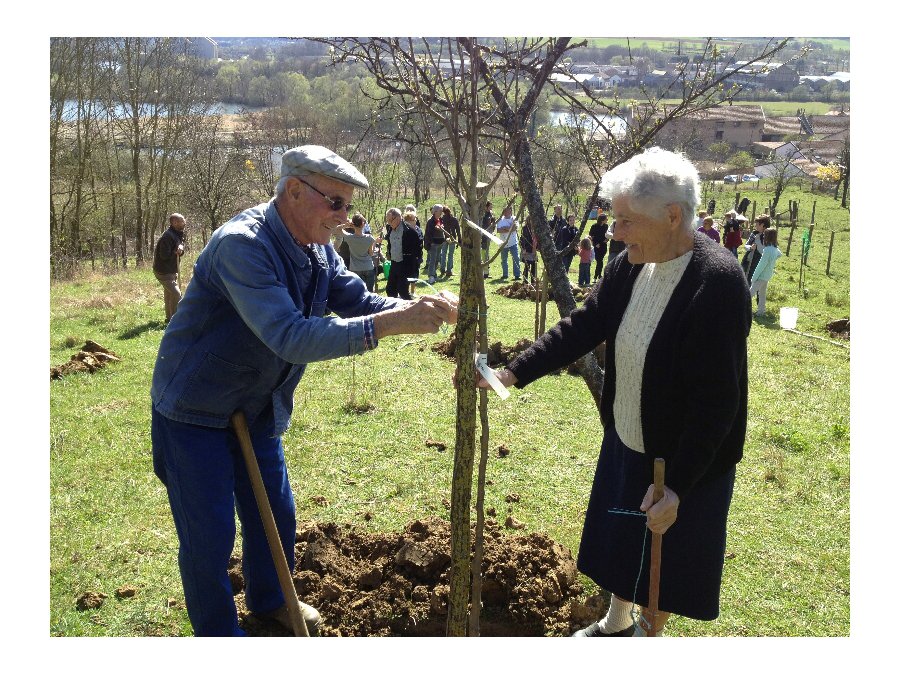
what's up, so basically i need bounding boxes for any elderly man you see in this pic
[150,145,457,637]
[153,212,187,322]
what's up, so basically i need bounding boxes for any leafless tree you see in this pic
[314,36,523,637]
[178,114,246,244]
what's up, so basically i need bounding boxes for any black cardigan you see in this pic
[507,232,751,498]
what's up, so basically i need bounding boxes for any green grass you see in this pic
[50,184,849,637]
[657,99,837,116]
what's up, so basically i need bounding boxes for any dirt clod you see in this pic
[76,591,108,610]
[826,317,850,340]
[310,496,329,507]
[51,340,121,380]
[425,439,447,452]
[505,493,521,503]
[234,517,584,636]
[497,444,511,458]
[115,586,138,599]
[505,515,526,530]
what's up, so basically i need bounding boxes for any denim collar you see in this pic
[264,199,321,271]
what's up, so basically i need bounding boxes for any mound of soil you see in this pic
[51,340,120,380]
[496,280,591,303]
[430,333,534,369]
[234,517,596,637]
[826,317,850,340]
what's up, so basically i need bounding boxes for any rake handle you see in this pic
[647,457,665,637]
[231,411,309,637]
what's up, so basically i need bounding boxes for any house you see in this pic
[761,115,804,142]
[806,113,850,142]
[633,104,767,149]
[750,140,804,161]
[722,62,799,93]
[754,156,823,180]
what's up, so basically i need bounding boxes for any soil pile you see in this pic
[826,317,850,340]
[430,333,533,368]
[235,517,593,636]
[51,340,120,380]
[495,281,590,303]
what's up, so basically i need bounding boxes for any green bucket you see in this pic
[382,260,391,279]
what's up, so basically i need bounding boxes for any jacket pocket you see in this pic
[176,352,261,417]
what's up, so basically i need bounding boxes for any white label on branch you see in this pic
[475,353,510,400]
[465,219,504,245]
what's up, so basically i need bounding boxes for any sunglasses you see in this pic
[296,177,353,213]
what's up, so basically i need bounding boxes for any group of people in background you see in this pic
[155,193,784,326]
[693,208,783,317]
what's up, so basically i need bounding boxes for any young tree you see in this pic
[315,36,520,637]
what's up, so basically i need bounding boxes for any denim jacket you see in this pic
[151,199,402,434]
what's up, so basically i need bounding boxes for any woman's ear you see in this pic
[666,203,683,230]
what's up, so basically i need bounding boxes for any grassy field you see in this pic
[49,182,850,637]
[656,99,838,116]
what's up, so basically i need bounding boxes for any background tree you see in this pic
[178,114,246,245]
[727,150,756,183]
[709,140,732,173]
[766,153,805,213]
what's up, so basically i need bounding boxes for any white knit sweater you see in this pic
[613,250,693,452]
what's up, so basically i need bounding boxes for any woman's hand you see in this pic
[640,484,680,534]
[476,368,518,390]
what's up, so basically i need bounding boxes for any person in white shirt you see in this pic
[495,206,521,280]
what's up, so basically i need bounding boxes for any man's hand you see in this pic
[639,484,680,534]
[373,292,458,339]
[176,244,185,256]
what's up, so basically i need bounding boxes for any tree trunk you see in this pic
[447,214,482,636]
[511,137,605,412]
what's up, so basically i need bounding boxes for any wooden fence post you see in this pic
[826,231,836,276]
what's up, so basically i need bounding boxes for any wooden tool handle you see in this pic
[231,411,309,637]
[647,457,665,637]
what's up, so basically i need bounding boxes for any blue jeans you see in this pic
[426,243,444,280]
[500,244,520,279]
[443,241,456,273]
[152,407,296,636]
[353,268,376,292]
[578,262,591,287]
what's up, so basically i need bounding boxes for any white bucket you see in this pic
[780,307,798,330]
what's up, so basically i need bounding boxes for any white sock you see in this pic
[597,596,635,634]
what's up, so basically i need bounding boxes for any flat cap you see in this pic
[279,145,369,189]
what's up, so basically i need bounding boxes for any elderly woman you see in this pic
[479,148,751,636]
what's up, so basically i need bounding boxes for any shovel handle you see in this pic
[647,457,665,637]
[231,411,309,637]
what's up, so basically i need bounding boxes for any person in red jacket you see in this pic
[723,214,745,257]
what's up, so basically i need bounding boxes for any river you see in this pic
[547,110,628,136]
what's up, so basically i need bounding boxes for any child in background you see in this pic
[698,216,720,243]
[578,236,594,287]
[749,227,783,317]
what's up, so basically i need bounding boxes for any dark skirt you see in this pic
[576,426,736,620]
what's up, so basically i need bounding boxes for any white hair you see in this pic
[600,147,701,231]
[275,170,313,198]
